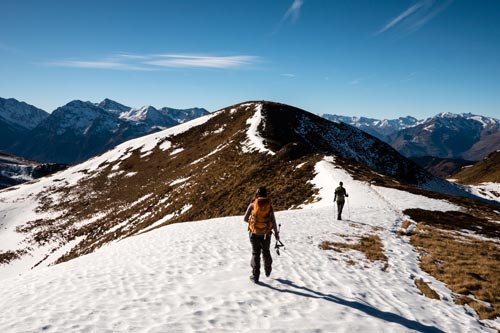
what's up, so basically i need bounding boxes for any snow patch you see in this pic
[241,103,275,155]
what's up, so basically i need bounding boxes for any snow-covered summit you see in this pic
[44,100,119,135]
[119,105,177,127]
[96,98,131,114]
[322,113,421,140]
[0,97,48,130]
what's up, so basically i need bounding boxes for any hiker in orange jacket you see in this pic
[244,187,279,283]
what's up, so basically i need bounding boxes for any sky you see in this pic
[1,0,499,119]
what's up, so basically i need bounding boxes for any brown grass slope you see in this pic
[2,101,459,266]
[404,208,500,320]
[452,150,500,184]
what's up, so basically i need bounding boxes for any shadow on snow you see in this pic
[258,278,445,333]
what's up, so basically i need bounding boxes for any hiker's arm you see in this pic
[243,203,253,223]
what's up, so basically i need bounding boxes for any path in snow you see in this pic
[1,157,495,332]
[1,202,493,332]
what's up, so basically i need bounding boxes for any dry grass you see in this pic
[453,151,500,184]
[405,209,500,320]
[415,278,440,300]
[0,250,28,265]
[320,234,388,264]
[404,209,500,238]
[401,220,412,230]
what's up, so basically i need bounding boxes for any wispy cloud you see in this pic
[273,0,305,34]
[401,71,418,82]
[51,60,154,71]
[280,73,296,78]
[283,0,304,24]
[145,54,261,69]
[49,53,262,71]
[348,74,376,86]
[348,78,363,86]
[375,0,453,35]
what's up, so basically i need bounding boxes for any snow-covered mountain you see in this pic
[96,98,132,114]
[323,112,500,161]
[0,152,66,189]
[322,114,420,140]
[1,101,499,331]
[390,112,500,161]
[7,98,209,164]
[0,98,49,150]
[119,105,178,128]
[160,106,210,124]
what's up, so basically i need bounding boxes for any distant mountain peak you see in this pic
[0,97,49,130]
[97,98,131,113]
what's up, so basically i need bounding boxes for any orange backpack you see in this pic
[249,197,273,235]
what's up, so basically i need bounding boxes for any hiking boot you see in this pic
[250,275,259,283]
[265,268,272,277]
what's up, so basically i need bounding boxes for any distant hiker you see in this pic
[334,181,349,220]
[244,187,279,284]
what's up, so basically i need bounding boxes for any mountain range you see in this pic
[1,97,209,164]
[323,112,500,161]
[1,101,498,330]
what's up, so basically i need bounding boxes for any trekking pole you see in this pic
[333,200,336,220]
[346,197,351,220]
[273,223,286,255]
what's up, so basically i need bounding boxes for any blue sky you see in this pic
[1,0,499,119]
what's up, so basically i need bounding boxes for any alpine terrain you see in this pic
[1,102,499,332]
[322,114,420,141]
[6,98,209,164]
[323,112,500,161]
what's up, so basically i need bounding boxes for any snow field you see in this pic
[1,157,494,332]
[0,207,490,332]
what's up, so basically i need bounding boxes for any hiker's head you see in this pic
[339,181,343,186]
[255,187,268,198]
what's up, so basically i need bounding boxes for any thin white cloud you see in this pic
[375,3,423,35]
[375,0,453,35]
[273,0,305,34]
[51,60,154,71]
[49,53,261,71]
[280,73,296,78]
[283,0,304,23]
[401,71,418,82]
[146,54,261,69]
[348,78,363,86]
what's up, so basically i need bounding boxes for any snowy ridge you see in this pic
[0,112,218,278]
[2,156,497,332]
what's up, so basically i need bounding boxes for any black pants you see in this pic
[249,232,272,278]
[337,200,345,219]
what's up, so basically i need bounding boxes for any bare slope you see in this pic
[452,151,500,184]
